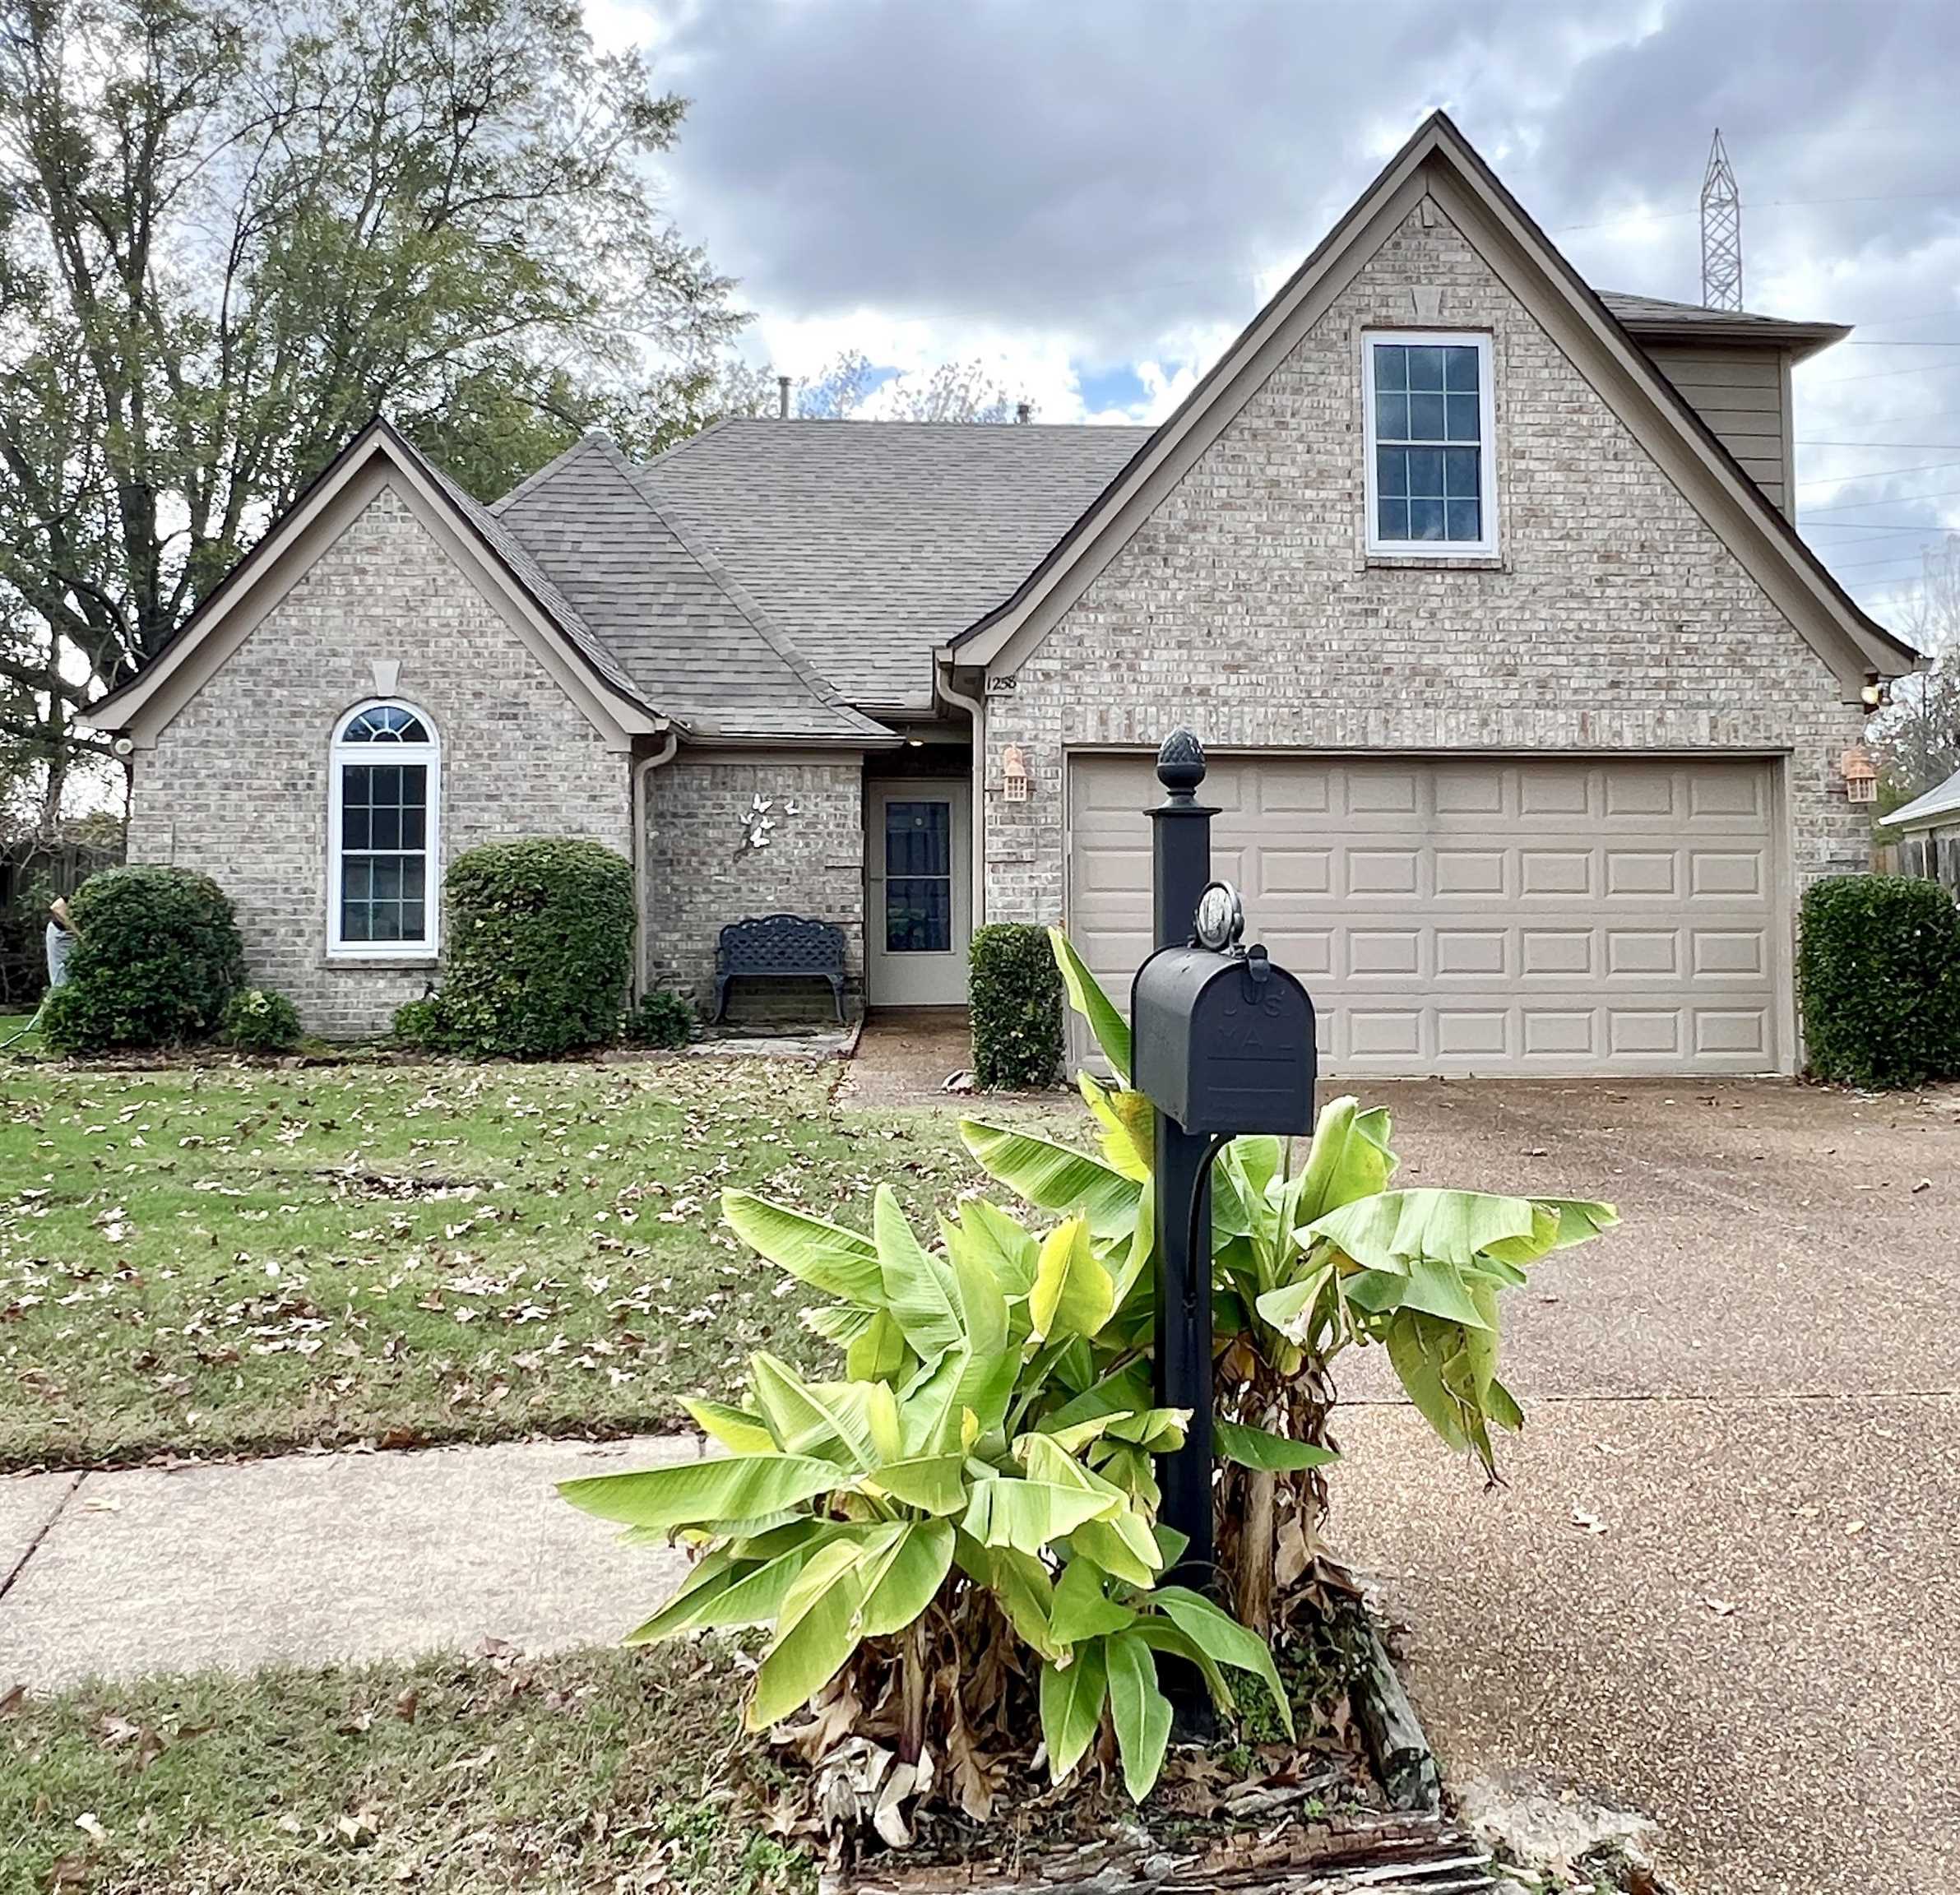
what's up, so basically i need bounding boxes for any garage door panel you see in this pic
[1520,849,1594,897]
[1602,769,1677,818]
[1435,928,1508,977]
[1690,850,1763,897]
[1434,849,1507,897]
[1517,765,1592,817]
[1068,752,1783,1077]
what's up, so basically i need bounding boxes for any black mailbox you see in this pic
[1131,943,1317,1137]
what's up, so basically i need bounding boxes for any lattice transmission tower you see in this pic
[1701,128,1743,311]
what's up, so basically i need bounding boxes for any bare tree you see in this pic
[718,351,1026,423]
[1868,535,1960,809]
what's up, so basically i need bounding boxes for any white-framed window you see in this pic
[1362,331,1498,557]
[327,701,439,958]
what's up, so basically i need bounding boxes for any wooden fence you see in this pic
[0,832,125,1008]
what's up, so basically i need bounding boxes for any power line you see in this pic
[1800,520,1953,533]
[1797,440,1960,451]
[1809,356,1960,387]
[1797,458,1960,489]
[1802,485,1960,516]
[1550,188,1960,237]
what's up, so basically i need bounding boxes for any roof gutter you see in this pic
[937,659,987,934]
[631,730,680,1002]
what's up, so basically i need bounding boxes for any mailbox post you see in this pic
[1133,731,1318,1601]
[1144,731,1219,1588]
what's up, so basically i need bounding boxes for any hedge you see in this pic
[424,839,636,1058]
[969,922,1063,1089]
[1798,874,1960,1089]
[39,865,245,1054]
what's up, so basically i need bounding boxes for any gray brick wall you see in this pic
[644,754,866,1017]
[982,197,1870,924]
[127,484,632,1038]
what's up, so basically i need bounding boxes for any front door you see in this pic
[866,781,971,1006]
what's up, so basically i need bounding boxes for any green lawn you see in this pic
[0,1054,1067,1471]
[0,1643,805,1894]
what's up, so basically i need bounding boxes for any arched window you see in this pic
[328,701,439,956]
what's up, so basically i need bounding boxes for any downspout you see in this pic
[631,729,679,1001]
[937,661,986,935]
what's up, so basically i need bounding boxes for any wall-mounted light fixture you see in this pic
[1860,676,1889,712]
[1002,744,1031,803]
[1839,744,1878,804]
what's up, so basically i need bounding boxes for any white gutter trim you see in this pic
[937,661,987,934]
[632,731,681,1000]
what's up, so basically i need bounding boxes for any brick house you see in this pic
[86,114,1916,1073]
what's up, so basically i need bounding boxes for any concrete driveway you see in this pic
[1324,1077,1960,1895]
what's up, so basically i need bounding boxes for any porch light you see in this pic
[1839,745,1878,804]
[1001,744,1031,803]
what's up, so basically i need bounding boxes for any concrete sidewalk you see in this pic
[0,1434,693,1689]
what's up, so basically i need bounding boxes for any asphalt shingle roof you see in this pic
[1598,291,1849,352]
[637,419,1152,709]
[415,444,645,707]
[1881,766,1960,831]
[490,434,889,744]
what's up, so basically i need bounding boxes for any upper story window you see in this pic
[1363,331,1497,557]
[328,700,438,957]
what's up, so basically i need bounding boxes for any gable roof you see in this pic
[491,433,892,744]
[1880,766,1960,831]
[948,112,1919,697]
[1598,290,1850,361]
[84,417,665,742]
[636,419,1149,708]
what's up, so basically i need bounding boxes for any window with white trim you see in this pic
[1363,331,1497,555]
[328,702,438,956]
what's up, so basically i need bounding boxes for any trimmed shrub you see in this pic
[39,865,245,1054]
[392,996,444,1049]
[969,922,1064,1089]
[428,838,635,1058]
[222,987,304,1054]
[1799,874,1960,1088]
[626,987,696,1049]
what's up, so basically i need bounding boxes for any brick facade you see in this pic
[981,197,1869,928]
[644,754,866,1015]
[127,484,632,1038]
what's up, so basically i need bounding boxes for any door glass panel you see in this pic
[884,799,951,953]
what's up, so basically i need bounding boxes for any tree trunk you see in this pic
[1236,1469,1277,1638]
[898,1619,927,1768]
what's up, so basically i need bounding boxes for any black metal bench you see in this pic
[712,914,846,1023]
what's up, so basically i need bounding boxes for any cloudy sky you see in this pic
[605,0,1960,630]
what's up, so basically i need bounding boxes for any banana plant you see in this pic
[960,929,1620,1480]
[563,1181,1294,1803]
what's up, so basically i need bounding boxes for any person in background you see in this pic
[45,896,76,989]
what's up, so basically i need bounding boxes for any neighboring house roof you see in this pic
[490,433,892,745]
[949,110,1919,696]
[1880,767,1960,831]
[1597,290,1851,361]
[635,419,1151,709]
[83,418,665,744]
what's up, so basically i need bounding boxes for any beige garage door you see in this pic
[1068,753,1786,1077]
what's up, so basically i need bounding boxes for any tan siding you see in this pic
[1641,342,1791,514]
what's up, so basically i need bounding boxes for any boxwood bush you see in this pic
[222,986,304,1054]
[625,986,696,1049]
[39,865,245,1054]
[1799,874,1960,1088]
[968,921,1064,1088]
[424,839,635,1058]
